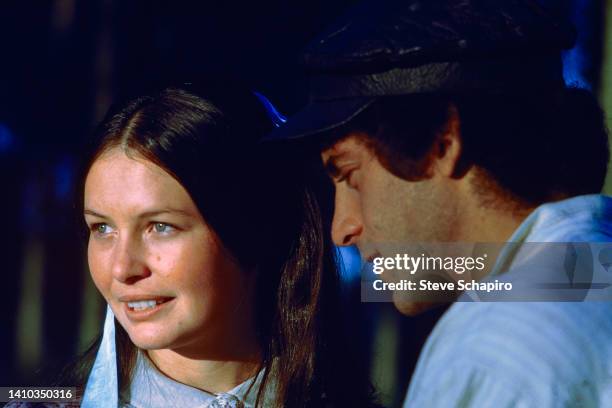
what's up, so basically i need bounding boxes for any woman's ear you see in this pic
[432,104,463,178]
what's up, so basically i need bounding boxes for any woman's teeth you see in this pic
[128,300,165,310]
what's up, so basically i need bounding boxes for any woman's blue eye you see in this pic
[153,222,174,234]
[93,223,112,235]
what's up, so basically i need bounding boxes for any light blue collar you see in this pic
[81,306,274,407]
[82,305,118,407]
[491,194,612,276]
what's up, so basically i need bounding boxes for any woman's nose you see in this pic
[111,236,151,284]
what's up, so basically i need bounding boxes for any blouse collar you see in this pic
[121,350,272,408]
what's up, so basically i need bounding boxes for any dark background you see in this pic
[1,1,610,406]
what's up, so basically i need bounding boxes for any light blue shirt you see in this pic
[119,351,273,408]
[404,195,612,407]
[81,306,274,408]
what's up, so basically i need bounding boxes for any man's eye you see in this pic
[152,222,175,234]
[336,169,352,182]
[338,169,358,187]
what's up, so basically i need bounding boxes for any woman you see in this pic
[11,82,376,407]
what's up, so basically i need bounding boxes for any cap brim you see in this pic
[265,97,375,142]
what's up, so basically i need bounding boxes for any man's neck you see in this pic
[462,203,532,243]
[456,173,536,243]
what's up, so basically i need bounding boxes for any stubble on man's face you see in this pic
[323,134,461,315]
[323,136,457,247]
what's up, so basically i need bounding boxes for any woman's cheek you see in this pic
[87,241,113,300]
[146,239,186,278]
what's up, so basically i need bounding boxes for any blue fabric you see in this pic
[404,195,612,407]
[81,306,273,407]
[82,305,118,408]
[121,351,271,407]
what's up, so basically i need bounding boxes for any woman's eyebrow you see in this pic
[84,209,107,218]
[137,209,193,219]
[83,208,193,219]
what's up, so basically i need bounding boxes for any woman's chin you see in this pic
[121,325,177,350]
[128,333,173,350]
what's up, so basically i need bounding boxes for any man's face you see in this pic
[321,133,459,314]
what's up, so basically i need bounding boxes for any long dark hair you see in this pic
[62,81,376,407]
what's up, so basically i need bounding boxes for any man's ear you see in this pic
[432,104,462,178]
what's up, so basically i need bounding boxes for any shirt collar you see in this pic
[508,194,612,243]
[122,351,272,408]
[489,194,612,275]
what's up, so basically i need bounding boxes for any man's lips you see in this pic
[364,253,381,263]
[356,242,379,263]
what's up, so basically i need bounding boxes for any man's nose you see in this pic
[331,192,363,246]
[111,236,151,284]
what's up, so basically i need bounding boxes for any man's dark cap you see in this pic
[267,0,576,141]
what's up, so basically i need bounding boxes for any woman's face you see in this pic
[84,148,255,354]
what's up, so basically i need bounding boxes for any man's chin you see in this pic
[391,291,443,316]
[393,300,436,316]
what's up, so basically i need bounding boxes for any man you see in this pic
[268,0,612,406]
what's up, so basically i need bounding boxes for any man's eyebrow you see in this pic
[323,151,350,179]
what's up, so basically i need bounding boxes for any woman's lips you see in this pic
[121,297,175,322]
